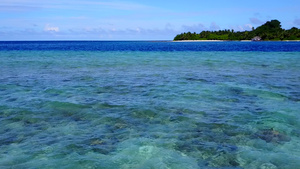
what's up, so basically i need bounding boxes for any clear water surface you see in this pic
[0,41,300,168]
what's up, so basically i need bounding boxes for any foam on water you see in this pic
[0,43,300,168]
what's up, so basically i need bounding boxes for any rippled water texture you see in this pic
[0,42,300,168]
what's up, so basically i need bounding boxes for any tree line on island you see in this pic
[174,20,300,41]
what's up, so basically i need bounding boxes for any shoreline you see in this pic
[173,40,226,42]
[173,40,300,42]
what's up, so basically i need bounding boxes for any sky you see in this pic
[1,0,300,40]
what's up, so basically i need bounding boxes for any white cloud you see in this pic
[244,24,253,30]
[250,18,263,25]
[230,24,253,32]
[182,23,206,33]
[44,24,59,32]
[136,28,141,33]
[210,22,220,31]
[294,19,300,26]
[165,23,174,30]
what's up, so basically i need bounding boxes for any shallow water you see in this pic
[0,42,300,168]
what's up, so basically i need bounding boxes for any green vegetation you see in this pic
[174,20,300,41]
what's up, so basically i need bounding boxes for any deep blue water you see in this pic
[1,41,300,52]
[0,41,300,168]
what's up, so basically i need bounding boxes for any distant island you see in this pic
[174,20,300,41]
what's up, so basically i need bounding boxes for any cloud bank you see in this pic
[0,26,179,40]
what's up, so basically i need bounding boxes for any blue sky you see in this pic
[1,0,300,40]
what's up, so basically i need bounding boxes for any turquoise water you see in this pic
[1,43,300,168]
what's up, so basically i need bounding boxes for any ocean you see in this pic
[0,41,300,168]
